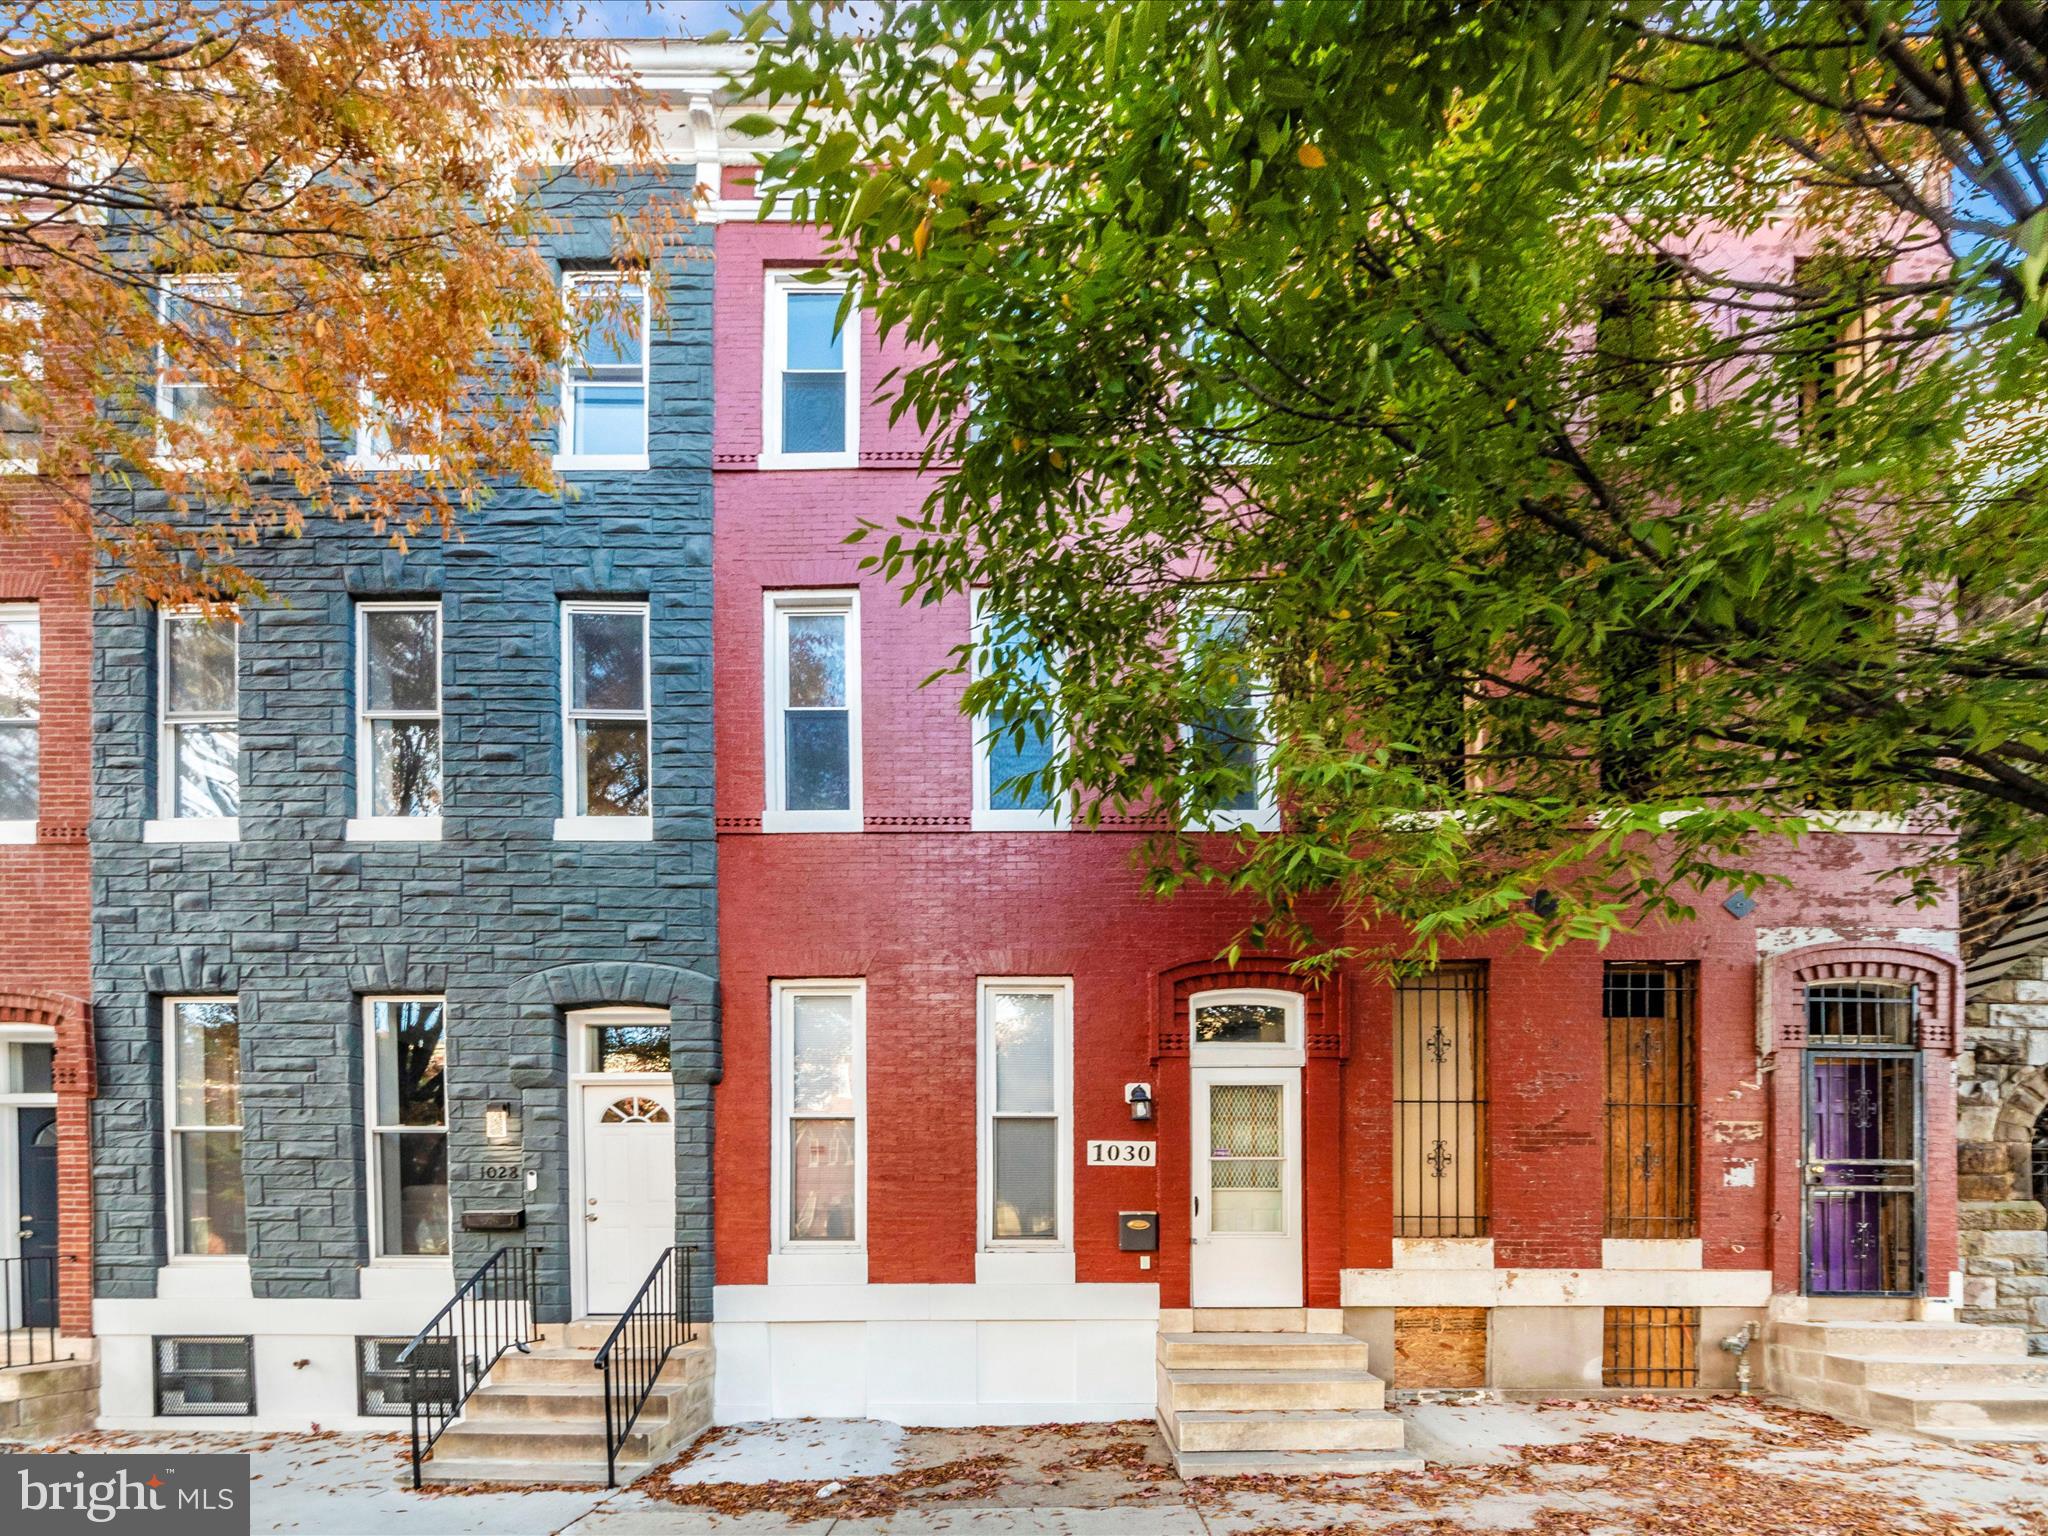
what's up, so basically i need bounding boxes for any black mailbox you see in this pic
[460,1208,527,1232]
[1118,1211,1159,1252]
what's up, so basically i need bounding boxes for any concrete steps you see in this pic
[1156,1320,1420,1477]
[418,1331,712,1486]
[1768,1311,2048,1444]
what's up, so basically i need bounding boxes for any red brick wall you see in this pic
[0,486,94,1335]
[710,211,1962,1306]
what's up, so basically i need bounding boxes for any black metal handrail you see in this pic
[593,1245,698,1487]
[400,1245,538,1488]
[2,1254,61,1369]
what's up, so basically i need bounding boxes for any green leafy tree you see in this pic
[733,0,2048,963]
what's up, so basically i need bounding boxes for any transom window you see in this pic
[764,591,861,831]
[1805,982,1916,1047]
[365,997,449,1259]
[165,998,244,1258]
[572,1008,672,1075]
[356,602,441,823]
[159,610,238,820]
[561,601,651,822]
[561,271,650,465]
[0,602,39,824]
[763,275,858,466]
[774,982,864,1250]
[1188,988,1302,1065]
[980,980,1072,1247]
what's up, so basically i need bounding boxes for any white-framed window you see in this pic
[558,271,650,469]
[164,997,244,1259]
[1,297,42,473]
[351,602,441,838]
[0,602,38,835]
[1189,987,1305,1068]
[978,979,1072,1249]
[364,997,450,1260]
[771,981,865,1252]
[972,595,1065,831]
[156,609,238,829]
[558,600,652,838]
[1180,603,1279,832]
[763,590,861,832]
[154,277,239,463]
[760,273,858,468]
[349,388,438,473]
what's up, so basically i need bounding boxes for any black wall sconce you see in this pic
[1125,1083,1153,1122]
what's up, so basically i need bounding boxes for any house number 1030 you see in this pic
[1087,1140,1156,1166]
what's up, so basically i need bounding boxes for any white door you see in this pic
[1190,1066,1302,1307]
[579,1082,676,1313]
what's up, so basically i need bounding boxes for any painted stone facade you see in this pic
[86,203,721,1427]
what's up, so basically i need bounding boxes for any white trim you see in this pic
[1178,602,1280,833]
[0,297,42,475]
[0,820,31,844]
[1187,987,1304,1068]
[1393,1237,1496,1269]
[566,1004,674,1319]
[975,1250,1076,1286]
[346,386,435,473]
[0,601,35,828]
[558,271,651,467]
[153,276,238,464]
[163,996,243,1261]
[156,607,239,821]
[771,979,866,1258]
[354,600,442,825]
[759,272,859,469]
[977,978,1074,1255]
[1341,1265,1772,1309]
[970,594,1067,832]
[1602,1238,1704,1270]
[553,814,653,842]
[345,815,442,842]
[362,996,450,1264]
[560,599,653,821]
[762,589,863,832]
[143,817,237,843]
[713,1282,1159,1323]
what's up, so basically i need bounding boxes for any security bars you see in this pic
[1393,963,1489,1238]
[1604,963,1698,1239]
[1602,1307,1698,1388]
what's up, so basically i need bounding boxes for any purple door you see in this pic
[1804,1053,1918,1295]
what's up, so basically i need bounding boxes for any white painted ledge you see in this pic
[553,452,650,473]
[766,1250,868,1287]
[756,450,858,471]
[1393,1237,1496,1270]
[553,815,653,842]
[714,1281,1160,1323]
[1341,1265,1771,1309]
[0,818,36,844]
[760,808,861,834]
[143,816,239,844]
[1603,1238,1703,1270]
[975,1250,1077,1286]
[345,815,442,842]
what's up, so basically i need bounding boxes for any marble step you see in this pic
[1160,1366,1386,1414]
[1158,1332,1372,1373]
[1170,1407,1408,1454]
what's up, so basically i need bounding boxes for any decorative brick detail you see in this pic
[1763,941,1962,1054]
[1150,958,1340,1060]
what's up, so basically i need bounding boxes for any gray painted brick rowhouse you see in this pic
[88,204,718,1324]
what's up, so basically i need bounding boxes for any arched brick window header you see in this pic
[1764,942,1960,1055]
[1152,958,1342,1059]
[0,988,94,1094]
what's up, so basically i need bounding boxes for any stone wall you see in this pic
[1957,949,2048,1352]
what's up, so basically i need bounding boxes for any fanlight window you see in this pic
[600,1095,669,1124]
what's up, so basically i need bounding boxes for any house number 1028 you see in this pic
[1087,1140,1156,1166]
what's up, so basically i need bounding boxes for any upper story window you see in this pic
[364,997,449,1259]
[1181,605,1278,832]
[350,390,438,473]
[0,602,38,830]
[158,610,238,825]
[559,271,650,469]
[761,275,858,468]
[773,981,865,1252]
[155,277,239,461]
[165,997,244,1258]
[763,590,861,833]
[979,979,1072,1248]
[355,602,441,834]
[559,601,651,837]
[1,298,42,473]
[972,597,1064,831]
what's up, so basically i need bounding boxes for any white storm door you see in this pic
[579,1082,677,1313]
[1190,1067,1302,1308]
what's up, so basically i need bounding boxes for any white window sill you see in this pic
[143,816,239,844]
[554,814,654,842]
[756,450,858,471]
[0,458,38,476]
[346,815,442,842]
[0,818,35,844]
[346,454,432,474]
[554,452,650,473]
[971,810,1069,833]
[761,808,862,834]
[150,452,216,474]
[1184,807,1281,834]
[767,1250,867,1286]
[975,1249,1076,1286]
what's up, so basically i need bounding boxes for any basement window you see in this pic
[1602,1306,1698,1387]
[153,1335,255,1416]
[356,1336,455,1417]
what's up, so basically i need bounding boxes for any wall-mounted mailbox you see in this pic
[460,1208,526,1232]
[1118,1211,1159,1252]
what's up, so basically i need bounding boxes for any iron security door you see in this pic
[1803,1052,1920,1297]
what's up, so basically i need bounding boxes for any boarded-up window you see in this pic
[1394,1307,1489,1388]
[1605,963,1697,1239]
[1602,1306,1698,1387]
[1394,963,1488,1237]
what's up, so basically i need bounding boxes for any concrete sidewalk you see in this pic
[14,1395,2048,1534]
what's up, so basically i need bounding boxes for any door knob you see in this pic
[585,1213,599,1222]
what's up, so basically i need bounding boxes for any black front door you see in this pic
[16,1106,57,1327]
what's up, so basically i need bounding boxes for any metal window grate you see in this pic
[1805,982,1916,1046]
[153,1335,255,1416]
[2034,1106,2048,1209]
[1603,1307,1698,1387]
[1605,964,1698,1239]
[1394,963,1489,1238]
[357,1336,455,1418]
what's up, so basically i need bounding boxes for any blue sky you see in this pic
[559,1,758,35]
